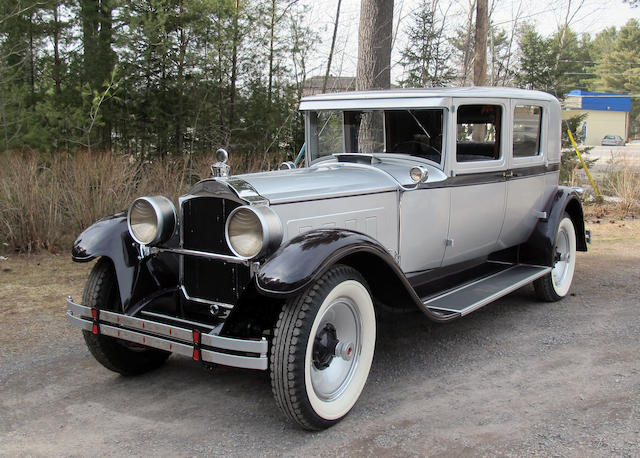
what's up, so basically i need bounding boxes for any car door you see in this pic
[498,100,553,248]
[442,101,507,266]
[396,108,451,273]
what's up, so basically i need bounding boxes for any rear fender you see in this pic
[519,186,587,266]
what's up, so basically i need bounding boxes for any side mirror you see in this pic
[409,166,429,183]
[279,161,296,170]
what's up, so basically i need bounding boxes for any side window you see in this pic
[456,105,502,162]
[513,105,542,158]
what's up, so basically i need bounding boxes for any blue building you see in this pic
[562,90,631,145]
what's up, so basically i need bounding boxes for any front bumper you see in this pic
[66,297,268,370]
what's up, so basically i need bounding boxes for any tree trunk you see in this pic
[268,0,276,104]
[473,0,487,86]
[28,11,35,105]
[229,0,240,126]
[80,0,114,150]
[52,3,62,96]
[460,0,476,86]
[175,1,188,156]
[322,0,342,93]
[356,0,394,91]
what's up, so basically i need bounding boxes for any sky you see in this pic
[301,0,640,83]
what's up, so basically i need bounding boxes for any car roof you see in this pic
[300,87,558,111]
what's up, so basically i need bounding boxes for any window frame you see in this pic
[509,99,547,169]
[512,103,543,159]
[451,100,507,174]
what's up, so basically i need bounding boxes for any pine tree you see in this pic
[398,0,453,88]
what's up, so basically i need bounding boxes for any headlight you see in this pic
[225,206,282,259]
[127,196,176,246]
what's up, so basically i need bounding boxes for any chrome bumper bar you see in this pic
[66,297,268,370]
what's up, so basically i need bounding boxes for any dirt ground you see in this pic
[1,217,639,457]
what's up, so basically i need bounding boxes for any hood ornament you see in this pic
[211,148,231,177]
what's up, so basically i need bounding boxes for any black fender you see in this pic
[72,213,180,312]
[72,213,140,310]
[256,229,456,322]
[519,186,587,266]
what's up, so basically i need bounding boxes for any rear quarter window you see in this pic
[513,105,542,158]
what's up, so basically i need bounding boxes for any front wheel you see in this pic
[82,258,170,375]
[270,265,376,430]
[534,214,577,302]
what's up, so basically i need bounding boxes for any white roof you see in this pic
[299,87,558,111]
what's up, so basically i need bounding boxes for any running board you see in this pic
[422,264,551,316]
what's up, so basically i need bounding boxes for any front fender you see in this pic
[256,229,398,297]
[255,229,456,322]
[72,213,139,309]
[520,186,587,266]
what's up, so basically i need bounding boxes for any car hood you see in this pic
[227,163,401,204]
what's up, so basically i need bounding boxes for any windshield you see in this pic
[307,109,444,165]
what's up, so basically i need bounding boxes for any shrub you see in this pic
[603,155,640,215]
[0,150,272,253]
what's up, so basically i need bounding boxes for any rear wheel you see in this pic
[270,265,376,430]
[534,214,577,302]
[82,258,170,375]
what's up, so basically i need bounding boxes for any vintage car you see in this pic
[67,87,588,430]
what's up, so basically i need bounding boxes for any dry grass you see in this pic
[601,154,640,216]
[0,153,67,251]
[5,147,633,254]
[0,151,274,253]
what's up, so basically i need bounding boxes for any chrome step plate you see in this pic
[423,264,551,316]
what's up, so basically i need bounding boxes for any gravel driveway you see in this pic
[1,220,638,457]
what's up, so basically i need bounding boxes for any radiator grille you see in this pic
[181,197,239,254]
[181,197,249,304]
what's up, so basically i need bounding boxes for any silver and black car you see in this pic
[67,87,588,430]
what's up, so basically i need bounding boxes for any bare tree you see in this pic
[356,0,394,91]
[554,0,586,72]
[452,0,476,86]
[322,0,342,93]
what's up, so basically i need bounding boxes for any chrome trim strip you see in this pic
[66,298,268,370]
[179,286,234,310]
[150,246,249,265]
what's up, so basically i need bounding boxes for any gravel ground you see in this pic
[0,220,639,457]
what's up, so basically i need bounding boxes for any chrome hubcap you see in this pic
[552,226,571,287]
[310,297,361,401]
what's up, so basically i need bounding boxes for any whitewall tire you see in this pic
[534,214,577,301]
[270,265,376,430]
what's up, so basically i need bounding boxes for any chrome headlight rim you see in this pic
[127,196,177,246]
[225,205,282,260]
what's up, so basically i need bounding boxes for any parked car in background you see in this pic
[601,135,625,146]
[66,87,588,430]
